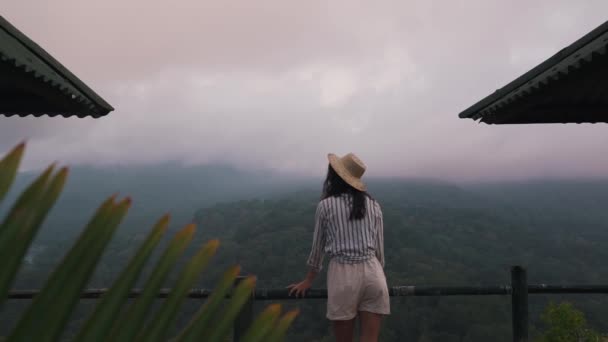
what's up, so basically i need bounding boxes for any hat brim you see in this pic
[327,153,367,192]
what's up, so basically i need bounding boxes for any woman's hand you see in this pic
[287,279,312,298]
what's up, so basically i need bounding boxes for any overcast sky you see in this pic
[2,1,608,182]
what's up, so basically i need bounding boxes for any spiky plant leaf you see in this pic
[0,142,25,204]
[137,239,220,342]
[0,165,56,306]
[8,196,130,342]
[0,142,299,342]
[109,224,196,342]
[265,309,300,342]
[239,304,282,342]
[75,214,170,342]
[175,265,241,342]
[204,276,257,342]
[0,164,54,245]
[0,167,67,307]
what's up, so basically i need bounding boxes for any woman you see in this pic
[288,153,390,342]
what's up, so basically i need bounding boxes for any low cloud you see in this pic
[2,0,608,182]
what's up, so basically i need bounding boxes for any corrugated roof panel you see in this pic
[0,15,113,118]
[459,20,608,124]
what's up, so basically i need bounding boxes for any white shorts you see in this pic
[326,257,391,320]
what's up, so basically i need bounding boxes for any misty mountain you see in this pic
[187,179,608,341]
[468,180,608,227]
[4,161,608,242]
[3,163,608,341]
[0,163,308,242]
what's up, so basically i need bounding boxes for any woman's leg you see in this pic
[327,260,361,342]
[332,318,356,342]
[358,258,389,342]
[359,311,382,342]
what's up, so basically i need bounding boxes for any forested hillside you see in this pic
[189,181,608,341]
[2,169,608,341]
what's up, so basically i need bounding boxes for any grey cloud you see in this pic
[2,0,608,182]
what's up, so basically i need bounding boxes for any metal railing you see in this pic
[9,266,608,342]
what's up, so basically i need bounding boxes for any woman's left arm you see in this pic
[375,205,385,268]
[288,202,326,297]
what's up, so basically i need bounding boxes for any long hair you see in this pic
[321,164,370,220]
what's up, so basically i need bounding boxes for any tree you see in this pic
[535,302,602,342]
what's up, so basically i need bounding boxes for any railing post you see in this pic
[511,266,528,342]
[233,275,254,342]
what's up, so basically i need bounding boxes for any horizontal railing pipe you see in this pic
[8,266,608,342]
[7,284,608,300]
[528,284,608,294]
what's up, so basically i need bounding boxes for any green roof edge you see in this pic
[0,15,114,116]
[458,20,608,120]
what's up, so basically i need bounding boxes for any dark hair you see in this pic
[321,164,370,220]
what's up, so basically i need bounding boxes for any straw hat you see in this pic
[327,153,367,191]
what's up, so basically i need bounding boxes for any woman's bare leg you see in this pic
[359,311,382,342]
[332,318,356,342]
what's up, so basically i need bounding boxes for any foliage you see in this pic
[0,143,297,342]
[534,302,603,342]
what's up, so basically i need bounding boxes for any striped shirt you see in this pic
[306,193,385,272]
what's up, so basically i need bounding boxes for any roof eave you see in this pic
[458,20,608,123]
[0,15,114,118]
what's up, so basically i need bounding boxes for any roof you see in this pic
[0,16,114,118]
[459,20,608,124]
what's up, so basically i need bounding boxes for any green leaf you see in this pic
[75,214,170,342]
[175,265,241,342]
[0,142,25,204]
[265,309,300,342]
[0,167,67,306]
[9,196,130,342]
[137,239,220,342]
[109,224,196,342]
[240,304,282,342]
[0,164,56,306]
[28,168,68,230]
[204,276,257,342]
[0,163,54,245]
